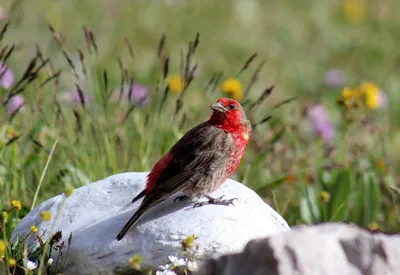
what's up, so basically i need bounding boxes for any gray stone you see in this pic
[12,172,289,274]
[199,223,400,275]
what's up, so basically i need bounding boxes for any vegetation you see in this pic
[0,0,399,273]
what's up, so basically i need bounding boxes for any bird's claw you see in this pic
[174,195,190,203]
[193,195,238,208]
[193,202,206,208]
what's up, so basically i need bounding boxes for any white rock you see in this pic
[199,223,400,275]
[12,172,289,274]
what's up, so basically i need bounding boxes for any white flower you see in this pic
[47,258,54,266]
[168,255,187,267]
[26,261,37,270]
[156,270,177,275]
[158,263,172,270]
[187,260,198,271]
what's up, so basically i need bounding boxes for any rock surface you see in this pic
[12,172,289,274]
[199,223,400,275]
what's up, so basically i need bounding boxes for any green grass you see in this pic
[1,0,400,273]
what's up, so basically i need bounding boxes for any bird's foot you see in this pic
[174,195,190,203]
[193,195,238,208]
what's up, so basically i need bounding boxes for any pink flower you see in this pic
[0,7,5,22]
[111,83,150,106]
[63,87,90,105]
[324,69,346,88]
[6,95,25,115]
[0,63,14,89]
[306,104,335,143]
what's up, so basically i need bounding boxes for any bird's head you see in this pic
[209,98,250,133]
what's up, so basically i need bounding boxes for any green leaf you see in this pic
[328,170,352,222]
[318,169,333,190]
[300,187,320,224]
[23,146,41,168]
[300,198,312,224]
[367,175,382,222]
[354,177,365,225]
[255,176,286,194]
[354,173,382,226]
[307,186,321,222]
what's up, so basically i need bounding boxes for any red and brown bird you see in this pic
[116,97,251,241]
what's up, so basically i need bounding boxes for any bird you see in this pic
[116,97,251,241]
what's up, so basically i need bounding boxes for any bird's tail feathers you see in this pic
[132,190,145,203]
[117,193,166,241]
[116,210,145,241]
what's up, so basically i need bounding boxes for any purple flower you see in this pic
[6,95,25,115]
[0,63,15,89]
[63,87,90,105]
[377,91,388,109]
[111,83,150,106]
[306,104,335,143]
[324,69,346,87]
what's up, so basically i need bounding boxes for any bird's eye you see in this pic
[228,104,236,110]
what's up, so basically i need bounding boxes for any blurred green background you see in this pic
[1,0,399,242]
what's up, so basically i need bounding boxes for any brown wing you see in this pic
[116,122,235,240]
[156,121,234,191]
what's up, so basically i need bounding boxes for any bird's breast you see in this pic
[225,131,248,175]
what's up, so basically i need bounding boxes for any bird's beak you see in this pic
[211,102,227,114]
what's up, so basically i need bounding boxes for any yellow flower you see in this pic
[341,83,387,110]
[65,187,74,197]
[343,0,365,25]
[0,240,6,257]
[319,191,331,203]
[168,74,184,93]
[1,211,8,222]
[342,88,351,98]
[30,225,39,233]
[182,234,198,250]
[40,211,52,221]
[368,221,379,231]
[341,88,359,109]
[359,82,385,109]
[5,127,21,140]
[8,258,17,267]
[342,88,355,99]
[221,77,243,101]
[128,255,142,271]
[342,87,362,99]
[11,200,22,211]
